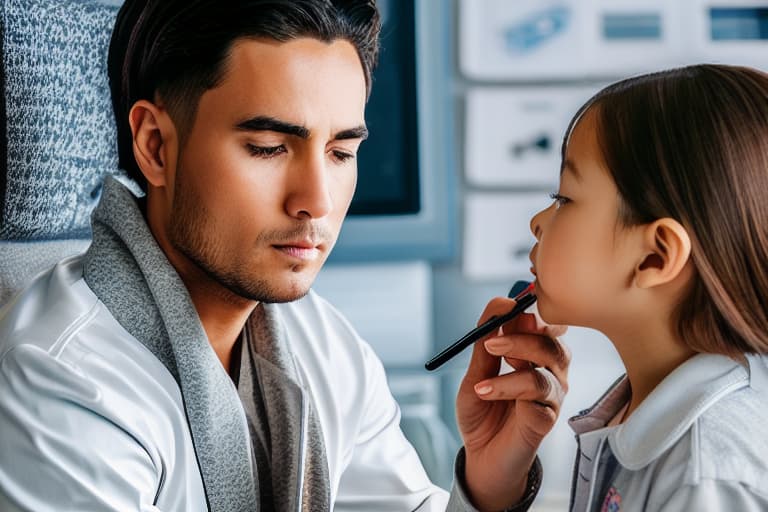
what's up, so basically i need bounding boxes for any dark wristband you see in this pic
[504,456,542,512]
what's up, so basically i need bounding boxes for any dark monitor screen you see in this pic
[350,0,419,216]
[328,0,455,262]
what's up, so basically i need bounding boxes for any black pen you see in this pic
[424,281,537,371]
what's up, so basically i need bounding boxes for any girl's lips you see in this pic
[528,246,538,274]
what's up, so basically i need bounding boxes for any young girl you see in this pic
[528,64,768,510]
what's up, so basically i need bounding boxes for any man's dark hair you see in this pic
[107,0,381,192]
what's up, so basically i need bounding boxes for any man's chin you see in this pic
[257,287,312,304]
[260,269,319,303]
[194,259,318,304]
[228,275,315,304]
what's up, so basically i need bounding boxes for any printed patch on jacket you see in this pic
[601,487,622,512]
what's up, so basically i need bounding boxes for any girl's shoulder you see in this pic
[693,374,768,488]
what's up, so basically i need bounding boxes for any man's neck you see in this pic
[186,279,258,374]
[166,255,259,375]
[143,206,259,374]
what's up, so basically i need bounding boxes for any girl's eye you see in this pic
[246,144,286,158]
[549,192,571,209]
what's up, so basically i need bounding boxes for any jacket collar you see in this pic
[571,353,764,470]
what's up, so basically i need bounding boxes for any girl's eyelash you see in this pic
[549,192,571,208]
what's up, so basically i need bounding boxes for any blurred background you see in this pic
[312,0,768,509]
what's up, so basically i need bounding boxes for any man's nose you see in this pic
[285,151,333,220]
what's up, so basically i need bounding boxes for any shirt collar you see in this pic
[568,353,761,469]
[609,353,750,469]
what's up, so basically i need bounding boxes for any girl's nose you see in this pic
[530,209,544,239]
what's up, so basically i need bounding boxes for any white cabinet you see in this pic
[459,0,768,81]
[586,0,689,76]
[465,87,598,187]
[685,0,768,68]
[460,0,589,80]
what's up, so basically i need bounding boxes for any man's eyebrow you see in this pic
[334,125,368,141]
[235,116,310,139]
[561,159,582,182]
[235,116,368,142]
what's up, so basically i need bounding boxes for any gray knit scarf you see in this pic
[82,176,330,512]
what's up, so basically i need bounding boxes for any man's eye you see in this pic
[549,192,571,209]
[246,144,286,158]
[331,150,355,163]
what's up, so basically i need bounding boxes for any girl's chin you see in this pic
[534,299,565,326]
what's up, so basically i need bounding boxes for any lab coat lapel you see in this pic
[83,177,259,512]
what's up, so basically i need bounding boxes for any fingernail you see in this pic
[474,382,493,395]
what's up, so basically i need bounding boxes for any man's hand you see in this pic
[456,297,570,511]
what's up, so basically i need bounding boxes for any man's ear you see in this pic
[128,100,177,188]
[634,218,692,289]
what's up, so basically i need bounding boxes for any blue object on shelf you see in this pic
[504,5,571,54]
[710,8,768,41]
[602,13,662,40]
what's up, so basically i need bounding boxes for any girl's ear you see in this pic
[634,218,692,289]
[128,100,177,188]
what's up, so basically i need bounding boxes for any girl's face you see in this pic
[528,108,642,330]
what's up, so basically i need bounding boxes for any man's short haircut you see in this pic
[107,0,381,192]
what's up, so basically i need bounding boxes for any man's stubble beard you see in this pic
[167,169,317,304]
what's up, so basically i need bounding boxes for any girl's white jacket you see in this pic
[568,351,768,511]
[0,257,479,511]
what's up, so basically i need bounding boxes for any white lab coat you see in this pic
[0,256,480,511]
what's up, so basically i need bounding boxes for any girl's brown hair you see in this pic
[572,65,768,358]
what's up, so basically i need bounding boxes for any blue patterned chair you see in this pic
[0,0,124,305]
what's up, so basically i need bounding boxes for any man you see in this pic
[0,1,569,510]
